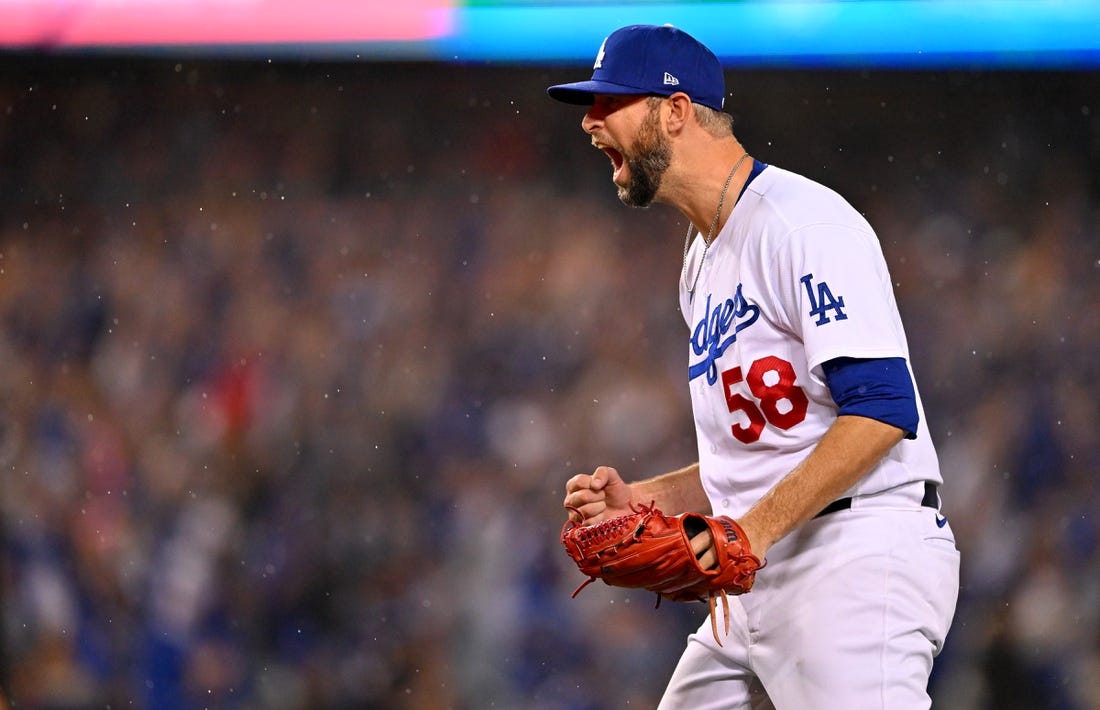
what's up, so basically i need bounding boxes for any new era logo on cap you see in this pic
[547,24,726,111]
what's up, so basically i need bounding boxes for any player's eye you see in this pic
[596,94,640,112]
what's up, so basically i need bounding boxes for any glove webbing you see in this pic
[564,504,654,598]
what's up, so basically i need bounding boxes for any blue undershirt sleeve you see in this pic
[821,356,919,439]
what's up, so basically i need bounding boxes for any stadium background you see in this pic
[2,4,1100,708]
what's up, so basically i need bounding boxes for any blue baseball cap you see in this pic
[547,24,725,111]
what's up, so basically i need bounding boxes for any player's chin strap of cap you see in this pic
[813,481,939,519]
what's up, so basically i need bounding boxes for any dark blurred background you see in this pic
[1,55,1099,709]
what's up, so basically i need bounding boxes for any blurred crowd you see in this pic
[1,58,1098,709]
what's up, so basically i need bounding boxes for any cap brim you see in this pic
[547,79,653,105]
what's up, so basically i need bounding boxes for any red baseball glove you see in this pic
[561,503,763,645]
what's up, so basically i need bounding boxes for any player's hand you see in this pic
[563,465,633,525]
[690,528,718,570]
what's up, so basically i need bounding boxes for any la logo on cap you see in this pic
[547,24,727,112]
[593,38,607,69]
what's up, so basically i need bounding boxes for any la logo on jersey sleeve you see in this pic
[799,273,847,326]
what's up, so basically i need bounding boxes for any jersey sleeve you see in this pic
[822,356,919,439]
[769,222,909,382]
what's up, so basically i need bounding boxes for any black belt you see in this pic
[814,481,939,519]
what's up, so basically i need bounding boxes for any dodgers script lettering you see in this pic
[689,285,760,385]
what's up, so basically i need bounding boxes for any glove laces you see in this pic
[562,502,663,597]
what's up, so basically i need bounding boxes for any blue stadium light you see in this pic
[437,1,1100,68]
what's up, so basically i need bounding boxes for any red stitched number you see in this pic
[721,356,809,444]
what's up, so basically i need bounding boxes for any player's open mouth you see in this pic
[600,145,626,181]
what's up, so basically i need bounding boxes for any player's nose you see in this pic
[581,108,602,134]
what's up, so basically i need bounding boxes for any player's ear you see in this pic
[664,92,694,135]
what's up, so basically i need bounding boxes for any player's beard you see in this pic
[618,104,671,208]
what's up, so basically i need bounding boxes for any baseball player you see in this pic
[549,25,960,708]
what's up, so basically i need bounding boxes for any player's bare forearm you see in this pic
[630,462,712,515]
[737,415,905,558]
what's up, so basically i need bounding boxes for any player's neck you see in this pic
[677,149,752,240]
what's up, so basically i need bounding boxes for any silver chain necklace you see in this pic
[682,152,750,296]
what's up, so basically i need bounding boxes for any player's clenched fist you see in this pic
[560,500,763,645]
[563,465,634,525]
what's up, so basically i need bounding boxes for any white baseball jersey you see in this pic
[679,164,942,517]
